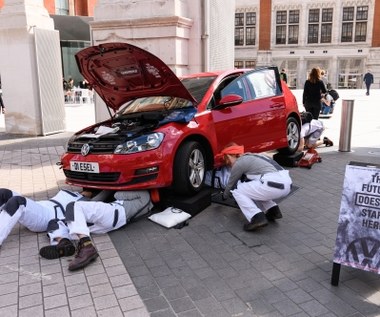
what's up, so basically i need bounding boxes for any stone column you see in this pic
[0,0,62,135]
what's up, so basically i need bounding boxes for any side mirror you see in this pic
[216,94,243,109]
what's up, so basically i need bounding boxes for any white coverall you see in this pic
[47,190,153,241]
[0,189,84,246]
[301,119,325,147]
[223,154,292,222]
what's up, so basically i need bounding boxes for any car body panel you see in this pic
[76,42,196,111]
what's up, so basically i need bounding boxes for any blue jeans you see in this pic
[321,102,334,115]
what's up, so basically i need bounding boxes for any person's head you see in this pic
[308,68,321,83]
[282,69,286,72]
[301,112,313,124]
[320,70,325,76]
[220,142,244,166]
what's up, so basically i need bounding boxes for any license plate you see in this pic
[70,161,99,173]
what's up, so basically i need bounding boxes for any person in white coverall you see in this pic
[0,188,85,248]
[298,112,333,151]
[39,190,152,271]
[221,143,293,231]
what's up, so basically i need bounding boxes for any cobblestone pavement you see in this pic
[0,90,379,316]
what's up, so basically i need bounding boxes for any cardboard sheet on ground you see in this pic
[211,185,300,208]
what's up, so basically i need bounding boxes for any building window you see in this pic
[55,0,69,15]
[234,61,256,69]
[234,61,244,69]
[235,12,256,46]
[245,61,256,68]
[308,8,333,44]
[341,6,368,42]
[276,10,299,45]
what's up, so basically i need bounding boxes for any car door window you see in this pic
[245,68,281,99]
[220,78,248,101]
[207,74,242,109]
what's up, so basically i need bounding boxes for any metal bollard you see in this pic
[339,99,355,152]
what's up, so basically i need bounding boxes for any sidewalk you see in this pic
[0,90,379,316]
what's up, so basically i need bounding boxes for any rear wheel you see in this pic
[278,117,300,155]
[173,141,206,195]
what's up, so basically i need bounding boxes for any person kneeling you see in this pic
[298,112,333,151]
[221,143,293,232]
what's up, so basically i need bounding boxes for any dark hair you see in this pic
[301,112,313,124]
[308,68,321,84]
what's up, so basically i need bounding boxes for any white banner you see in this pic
[333,162,380,273]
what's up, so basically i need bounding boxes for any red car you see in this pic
[61,42,301,196]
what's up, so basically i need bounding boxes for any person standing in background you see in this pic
[363,70,374,96]
[280,69,288,84]
[0,75,5,114]
[320,70,329,90]
[302,67,327,120]
[67,77,74,90]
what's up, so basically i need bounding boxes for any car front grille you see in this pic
[67,139,121,154]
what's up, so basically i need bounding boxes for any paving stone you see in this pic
[142,295,169,312]
[298,299,330,317]
[0,292,18,308]
[68,293,94,310]
[44,293,68,310]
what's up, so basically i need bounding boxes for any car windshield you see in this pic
[116,96,193,115]
[181,76,217,102]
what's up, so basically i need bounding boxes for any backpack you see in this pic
[328,89,339,101]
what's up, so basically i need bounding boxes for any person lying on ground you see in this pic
[0,188,89,248]
[39,190,153,271]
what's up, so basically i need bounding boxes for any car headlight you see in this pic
[114,132,164,154]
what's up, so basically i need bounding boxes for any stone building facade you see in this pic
[235,0,380,89]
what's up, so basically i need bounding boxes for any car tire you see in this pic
[173,141,206,195]
[278,117,300,155]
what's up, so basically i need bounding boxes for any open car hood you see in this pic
[75,42,197,111]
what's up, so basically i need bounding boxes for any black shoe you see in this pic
[243,212,268,231]
[265,206,283,221]
[323,137,333,147]
[39,238,76,259]
[68,237,99,271]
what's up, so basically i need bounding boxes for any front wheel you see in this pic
[173,141,207,195]
[278,117,300,155]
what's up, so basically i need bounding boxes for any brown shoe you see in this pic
[68,238,98,271]
[39,238,76,259]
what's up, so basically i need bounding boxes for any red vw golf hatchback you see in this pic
[61,43,301,196]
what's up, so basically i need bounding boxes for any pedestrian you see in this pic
[0,188,88,248]
[39,190,152,271]
[320,70,329,90]
[67,77,74,90]
[0,76,5,114]
[62,77,68,91]
[302,67,327,119]
[221,143,293,231]
[363,70,374,96]
[280,69,288,83]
